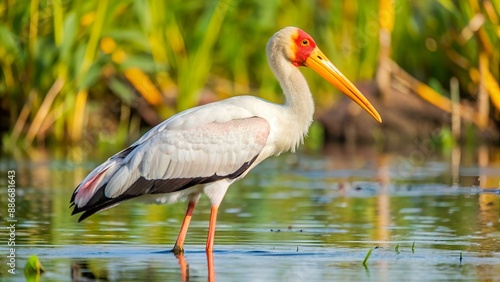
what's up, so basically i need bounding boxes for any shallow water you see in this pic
[1,145,499,281]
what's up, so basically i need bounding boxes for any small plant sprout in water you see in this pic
[412,241,415,254]
[363,247,374,267]
[24,255,44,282]
[395,244,400,254]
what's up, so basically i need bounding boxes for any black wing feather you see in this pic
[72,155,259,222]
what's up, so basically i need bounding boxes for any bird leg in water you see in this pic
[206,205,219,252]
[207,251,215,280]
[172,200,197,254]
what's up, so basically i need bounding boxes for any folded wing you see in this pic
[70,104,270,221]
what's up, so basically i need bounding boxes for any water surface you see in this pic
[1,145,499,281]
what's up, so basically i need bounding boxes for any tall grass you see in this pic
[0,0,498,153]
[391,0,499,126]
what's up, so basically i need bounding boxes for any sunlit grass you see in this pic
[0,0,498,153]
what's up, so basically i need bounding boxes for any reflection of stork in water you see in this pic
[70,27,382,254]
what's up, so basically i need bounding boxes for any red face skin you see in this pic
[291,29,317,67]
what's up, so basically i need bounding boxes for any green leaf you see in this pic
[0,25,20,59]
[60,12,78,62]
[24,255,44,282]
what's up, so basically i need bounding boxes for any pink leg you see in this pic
[172,201,197,254]
[205,205,219,252]
[207,250,215,281]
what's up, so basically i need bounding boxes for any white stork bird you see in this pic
[70,27,382,254]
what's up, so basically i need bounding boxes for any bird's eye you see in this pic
[301,39,309,46]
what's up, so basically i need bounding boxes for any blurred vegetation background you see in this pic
[1,0,499,157]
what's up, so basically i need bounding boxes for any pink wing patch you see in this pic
[74,168,109,207]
